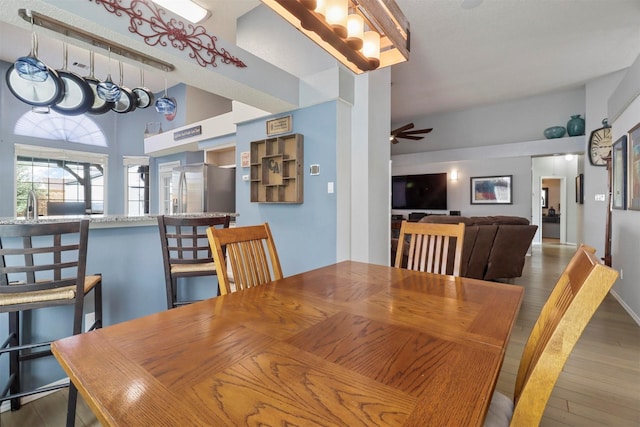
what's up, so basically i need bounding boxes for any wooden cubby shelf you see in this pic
[250,134,303,203]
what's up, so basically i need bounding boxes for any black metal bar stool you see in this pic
[0,220,102,427]
[157,215,230,309]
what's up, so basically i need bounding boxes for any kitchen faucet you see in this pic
[26,190,38,219]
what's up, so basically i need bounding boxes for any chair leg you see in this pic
[94,276,103,330]
[168,278,177,309]
[93,274,102,329]
[8,311,20,411]
[66,382,78,427]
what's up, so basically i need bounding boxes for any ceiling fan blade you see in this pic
[398,135,424,141]
[400,128,433,135]
[391,123,414,135]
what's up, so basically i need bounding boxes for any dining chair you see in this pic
[484,244,618,427]
[207,222,283,295]
[394,220,466,276]
[0,220,102,427]
[157,215,231,309]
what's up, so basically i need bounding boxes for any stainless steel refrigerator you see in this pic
[171,164,235,214]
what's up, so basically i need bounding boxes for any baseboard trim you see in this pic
[610,289,640,327]
[0,377,69,413]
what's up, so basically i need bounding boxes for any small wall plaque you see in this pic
[174,125,202,141]
[266,115,292,136]
[240,151,251,168]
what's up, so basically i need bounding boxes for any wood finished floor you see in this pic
[1,243,639,426]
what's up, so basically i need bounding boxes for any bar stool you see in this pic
[0,219,102,427]
[157,215,231,309]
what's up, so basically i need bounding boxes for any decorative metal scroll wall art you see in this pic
[92,0,247,69]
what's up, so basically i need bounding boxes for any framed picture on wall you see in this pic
[575,174,584,204]
[629,123,640,210]
[541,187,549,208]
[612,135,627,210]
[470,175,512,204]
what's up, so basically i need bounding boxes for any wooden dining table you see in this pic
[52,261,524,426]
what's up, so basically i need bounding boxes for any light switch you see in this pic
[242,175,249,181]
[328,182,334,193]
[594,194,605,201]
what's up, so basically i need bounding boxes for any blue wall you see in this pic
[235,101,338,276]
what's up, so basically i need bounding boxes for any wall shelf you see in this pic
[250,134,303,203]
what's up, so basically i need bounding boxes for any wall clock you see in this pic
[588,119,612,166]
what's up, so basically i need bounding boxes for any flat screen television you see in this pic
[392,173,447,210]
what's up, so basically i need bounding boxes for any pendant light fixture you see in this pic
[155,75,176,115]
[261,0,409,74]
[15,30,49,82]
[97,47,121,102]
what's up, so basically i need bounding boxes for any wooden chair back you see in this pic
[207,223,283,295]
[508,244,618,425]
[157,215,230,308]
[394,220,465,276]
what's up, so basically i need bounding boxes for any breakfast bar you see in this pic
[0,213,236,394]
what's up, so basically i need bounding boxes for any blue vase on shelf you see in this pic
[566,115,585,136]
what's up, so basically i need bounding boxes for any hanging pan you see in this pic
[5,32,64,107]
[112,62,137,114]
[84,51,114,115]
[52,43,94,115]
[132,68,154,109]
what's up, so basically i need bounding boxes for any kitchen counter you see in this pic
[0,212,238,227]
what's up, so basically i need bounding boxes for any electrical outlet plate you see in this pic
[85,312,95,332]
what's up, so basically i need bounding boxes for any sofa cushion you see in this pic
[469,216,530,226]
[420,215,475,225]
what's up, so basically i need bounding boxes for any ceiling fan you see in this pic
[390,123,433,144]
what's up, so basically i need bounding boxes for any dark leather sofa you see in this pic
[392,215,537,281]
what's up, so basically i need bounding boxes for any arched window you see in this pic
[14,110,107,147]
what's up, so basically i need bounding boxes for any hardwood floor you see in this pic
[2,243,639,426]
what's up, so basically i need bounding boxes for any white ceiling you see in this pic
[2,0,640,130]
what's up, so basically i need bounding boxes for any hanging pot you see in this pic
[6,31,64,107]
[132,68,154,109]
[52,43,94,115]
[84,51,114,115]
[111,62,137,114]
[5,64,64,107]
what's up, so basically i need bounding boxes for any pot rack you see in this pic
[18,8,174,72]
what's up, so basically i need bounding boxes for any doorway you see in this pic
[540,177,564,243]
[531,155,580,245]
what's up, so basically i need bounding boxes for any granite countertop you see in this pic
[0,212,238,226]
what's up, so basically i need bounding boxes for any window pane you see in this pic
[126,164,149,216]
[16,154,106,216]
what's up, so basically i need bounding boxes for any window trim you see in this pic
[15,144,109,216]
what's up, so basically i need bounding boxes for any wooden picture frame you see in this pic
[629,123,640,210]
[612,135,627,210]
[541,187,549,208]
[575,174,584,204]
[470,175,512,204]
